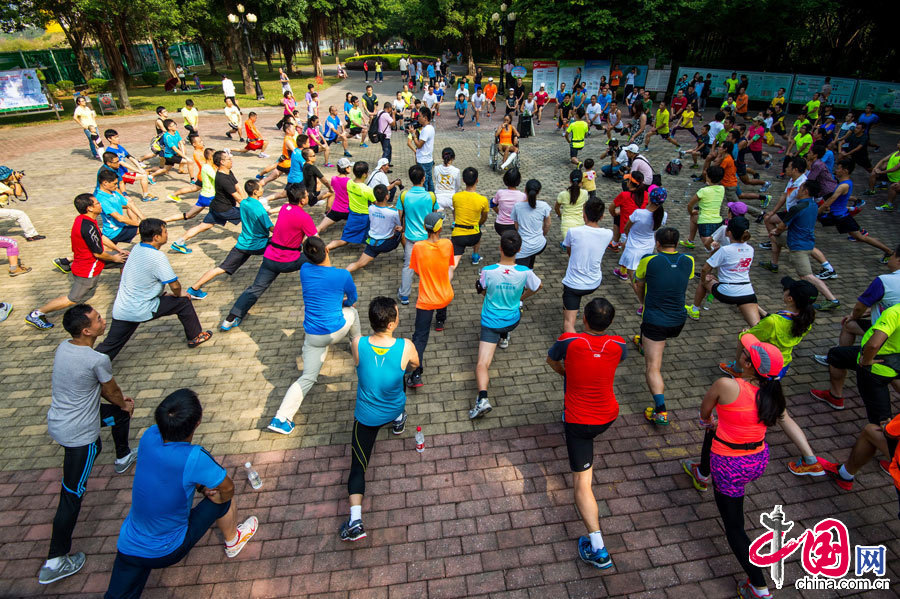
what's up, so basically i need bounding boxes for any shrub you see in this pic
[56,79,75,92]
[87,78,108,92]
[141,70,160,87]
[46,83,58,96]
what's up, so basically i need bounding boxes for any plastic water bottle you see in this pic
[703,292,714,311]
[245,462,262,489]
[415,426,425,453]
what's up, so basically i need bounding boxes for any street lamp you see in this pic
[228,4,264,100]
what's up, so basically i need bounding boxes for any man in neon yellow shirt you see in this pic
[347,97,368,148]
[327,161,375,251]
[871,138,900,211]
[644,100,680,151]
[804,93,821,122]
[724,72,738,95]
[565,107,589,166]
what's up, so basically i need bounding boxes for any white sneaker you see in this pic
[498,334,510,349]
[38,552,85,584]
[225,516,258,557]
[0,302,12,322]
[468,397,493,419]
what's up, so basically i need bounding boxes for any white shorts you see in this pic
[435,193,454,212]
[619,242,654,271]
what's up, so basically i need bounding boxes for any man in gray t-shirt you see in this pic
[39,303,137,586]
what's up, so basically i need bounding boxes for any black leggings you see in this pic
[348,419,391,496]
[715,490,767,588]
[514,242,546,269]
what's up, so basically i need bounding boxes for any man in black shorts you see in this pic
[170,151,245,254]
[301,148,333,206]
[451,167,490,266]
[633,226,695,426]
[546,297,624,570]
[345,184,402,273]
[840,123,872,172]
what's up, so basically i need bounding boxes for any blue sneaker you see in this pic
[397,291,409,306]
[360,143,369,148]
[170,241,192,254]
[220,316,242,331]
[471,252,482,265]
[25,311,53,330]
[339,518,367,542]
[760,181,772,193]
[186,287,207,300]
[577,536,613,569]
[255,173,264,180]
[267,417,295,435]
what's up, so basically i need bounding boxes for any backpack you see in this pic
[368,111,386,143]
[665,159,682,176]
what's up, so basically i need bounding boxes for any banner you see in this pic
[619,65,648,88]
[790,75,856,108]
[674,67,793,102]
[582,59,611,96]
[645,69,672,92]
[0,68,49,113]
[557,60,584,95]
[852,80,900,114]
[531,61,558,97]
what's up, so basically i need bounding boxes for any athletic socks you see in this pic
[44,556,63,569]
[838,464,855,481]
[477,390,488,401]
[821,261,833,271]
[350,504,362,522]
[589,530,605,552]
[802,455,817,465]
[691,305,701,312]
[652,394,666,413]
[176,238,186,246]
[225,532,239,546]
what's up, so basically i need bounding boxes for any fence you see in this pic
[0,43,207,86]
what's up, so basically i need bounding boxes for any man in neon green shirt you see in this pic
[644,100,680,151]
[327,161,375,251]
[804,93,821,122]
[871,138,900,211]
[565,107,589,165]
[347,96,368,148]
[724,72,738,95]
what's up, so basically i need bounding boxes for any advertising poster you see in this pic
[582,59,611,96]
[852,80,900,114]
[531,61,558,97]
[790,75,856,108]
[556,60,584,94]
[619,64,648,88]
[0,69,49,113]
[645,69,672,92]
[674,67,793,102]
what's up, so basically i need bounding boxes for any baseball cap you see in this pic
[375,157,390,170]
[780,276,818,309]
[623,144,640,153]
[424,211,443,232]
[740,333,784,379]
[488,77,494,81]
[826,114,836,120]
[727,201,748,215]
[336,157,352,169]
[649,187,667,205]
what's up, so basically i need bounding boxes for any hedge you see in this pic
[56,80,75,92]
[141,71,160,86]
[87,78,108,92]
[346,54,437,71]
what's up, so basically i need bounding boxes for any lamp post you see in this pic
[492,5,517,94]
[228,4,264,100]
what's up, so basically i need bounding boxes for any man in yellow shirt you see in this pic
[565,107,589,166]
[644,100,681,151]
[451,166,490,266]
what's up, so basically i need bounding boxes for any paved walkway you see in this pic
[1,69,899,596]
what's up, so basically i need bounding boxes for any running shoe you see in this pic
[468,397,493,419]
[397,291,409,306]
[689,164,699,169]
[226,131,233,139]
[434,320,445,332]
[760,181,772,193]
[880,254,891,265]
[186,287,207,300]
[258,152,269,158]
[38,552,85,585]
[759,194,771,208]
[631,334,643,356]
[737,579,774,599]
[339,518,367,542]
[758,241,772,250]
[325,163,335,168]
[879,459,891,476]
[255,173,264,180]
[498,334,510,349]
[360,143,369,148]
[788,459,825,477]
[52,257,71,273]
[577,537,613,570]
[636,306,643,316]
[679,240,695,249]
[680,458,709,492]
[862,188,877,196]
[644,406,669,425]
[170,241,192,254]
[167,195,182,202]
[344,151,353,157]
[718,360,743,377]
[225,516,258,557]
[875,203,895,212]
[0,302,11,323]
[812,354,829,366]
[9,264,31,277]
[817,458,853,491]
[813,299,840,312]
[113,448,138,474]
[759,261,778,273]
[613,267,629,281]
[391,412,407,435]
[810,388,844,410]
[405,372,424,388]
[607,241,620,252]
[267,417,295,435]
[691,175,704,182]
[220,317,241,331]
[471,252,483,265]
[187,330,212,348]
[685,305,700,320]
[141,195,158,202]
[815,268,837,280]
[25,312,53,330]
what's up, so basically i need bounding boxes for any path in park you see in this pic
[1,67,899,597]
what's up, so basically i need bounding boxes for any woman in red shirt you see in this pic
[609,171,647,250]
[535,85,549,124]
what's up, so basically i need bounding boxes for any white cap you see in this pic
[376,157,390,170]
[623,144,640,153]
[488,77,494,81]
[336,157,353,169]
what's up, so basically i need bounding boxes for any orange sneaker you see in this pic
[788,459,825,477]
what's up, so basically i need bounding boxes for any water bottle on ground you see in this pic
[415,426,425,453]
[245,462,263,489]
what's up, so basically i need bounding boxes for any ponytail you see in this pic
[525,179,541,209]
[790,304,816,338]
[755,377,786,427]
[651,204,664,230]
[568,169,583,205]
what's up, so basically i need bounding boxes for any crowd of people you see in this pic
[3,65,900,599]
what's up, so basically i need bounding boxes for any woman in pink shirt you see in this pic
[305,116,334,167]
[491,167,526,235]
[317,159,352,233]
[276,91,296,129]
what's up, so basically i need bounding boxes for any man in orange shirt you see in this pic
[713,141,740,203]
[236,112,269,158]
[735,87,749,122]
[609,65,623,97]
[406,212,456,388]
[484,78,498,117]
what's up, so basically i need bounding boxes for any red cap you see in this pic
[740,333,784,378]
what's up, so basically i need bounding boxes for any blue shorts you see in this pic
[698,221,722,237]
[203,207,241,226]
[479,320,519,343]
[341,211,369,244]
[195,195,213,208]
[363,232,402,257]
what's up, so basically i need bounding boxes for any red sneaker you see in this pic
[817,458,853,491]
[879,459,891,476]
[810,388,844,410]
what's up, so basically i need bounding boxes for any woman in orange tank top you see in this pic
[494,114,519,166]
[682,333,785,599]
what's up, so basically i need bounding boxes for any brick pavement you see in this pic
[1,69,900,596]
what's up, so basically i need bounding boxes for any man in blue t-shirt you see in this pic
[634,226,695,426]
[397,164,438,303]
[155,118,193,180]
[323,105,353,157]
[104,389,258,598]
[268,236,361,435]
[470,230,541,419]
[94,169,143,244]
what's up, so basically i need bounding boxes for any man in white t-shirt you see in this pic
[762,157,808,247]
[221,75,237,107]
[471,88,486,126]
[422,87,438,111]
[585,96,603,130]
[407,106,436,192]
[399,57,408,79]
[561,198,612,333]
[366,157,402,203]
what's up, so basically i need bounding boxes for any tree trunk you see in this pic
[222,41,234,69]
[281,39,296,75]
[156,37,178,78]
[228,27,253,95]
[96,22,131,109]
[54,12,94,83]
[330,18,341,64]
[263,39,273,72]
[200,39,219,75]
[308,18,324,79]
[115,15,138,73]
[464,30,475,77]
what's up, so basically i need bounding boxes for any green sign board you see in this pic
[790,74,856,108]
[674,67,793,103]
[852,80,900,114]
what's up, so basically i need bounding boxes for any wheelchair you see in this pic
[489,137,520,172]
